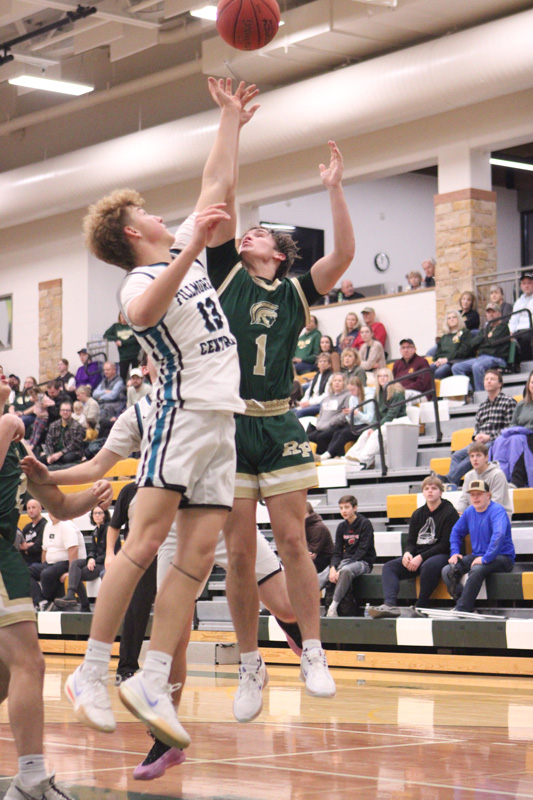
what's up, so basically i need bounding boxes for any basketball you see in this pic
[216,0,280,51]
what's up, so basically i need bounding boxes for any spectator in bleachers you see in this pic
[489,285,513,320]
[29,513,86,611]
[93,361,126,430]
[422,259,436,288]
[10,375,37,418]
[319,335,341,372]
[442,480,515,612]
[431,310,473,380]
[368,475,459,618]
[75,348,102,390]
[345,368,406,470]
[19,499,46,567]
[55,506,111,612]
[318,494,375,618]
[340,347,366,386]
[354,307,387,350]
[336,312,359,351]
[39,401,85,466]
[458,291,480,331]
[76,384,100,430]
[307,373,351,455]
[357,325,386,380]
[304,502,334,573]
[509,272,533,362]
[126,368,151,407]
[452,303,510,391]
[489,370,533,488]
[104,312,141,382]
[405,271,423,291]
[293,315,322,375]
[320,376,374,461]
[294,353,332,418]
[438,369,516,486]
[26,386,54,450]
[72,400,88,429]
[392,338,431,400]
[56,358,76,397]
[7,373,20,405]
[329,279,365,304]
[457,443,512,520]
[44,379,70,425]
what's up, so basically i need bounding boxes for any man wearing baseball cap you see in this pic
[74,348,101,391]
[126,366,151,407]
[509,272,533,361]
[353,307,387,350]
[392,338,431,399]
[441,480,515,612]
[452,302,510,391]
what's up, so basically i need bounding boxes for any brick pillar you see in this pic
[434,188,497,333]
[39,278,62,382]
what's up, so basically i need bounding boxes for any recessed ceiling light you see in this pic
[9,75,94,96]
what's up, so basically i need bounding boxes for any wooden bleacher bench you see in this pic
[104,458,139,479]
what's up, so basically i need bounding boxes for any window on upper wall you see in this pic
[0,295,13,351]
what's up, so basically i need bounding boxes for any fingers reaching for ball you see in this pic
[207,77,260,126]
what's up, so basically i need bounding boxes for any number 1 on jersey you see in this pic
[253,334,267,376]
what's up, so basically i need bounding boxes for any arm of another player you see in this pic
[29,478,113,520]
[310,142,355,296]
[22,447,120,486]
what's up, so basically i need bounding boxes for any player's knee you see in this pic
[276,529,306,561]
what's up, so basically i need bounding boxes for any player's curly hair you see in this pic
[83,188,144,271]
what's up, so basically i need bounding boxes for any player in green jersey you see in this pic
[0,374,112,800]
[198,79,355,720]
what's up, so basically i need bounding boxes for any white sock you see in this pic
[18,754,47,786]
[84,639,112,672]
[321,451,331,460]
[143,650,172,684]
[329,601,339,613]
[303,639,322,652]
[240,650,261,666]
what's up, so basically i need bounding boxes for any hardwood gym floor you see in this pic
[2,655,533,798]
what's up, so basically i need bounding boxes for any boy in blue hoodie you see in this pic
[442,479,515,612]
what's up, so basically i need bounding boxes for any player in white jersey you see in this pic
[22,355,303,780]
[58,81,261,749]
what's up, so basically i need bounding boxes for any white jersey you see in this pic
[118,235,244,415]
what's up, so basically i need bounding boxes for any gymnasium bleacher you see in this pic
[30,367,533,676]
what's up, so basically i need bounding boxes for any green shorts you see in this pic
[234,411,318,500]
[0,536,35,628]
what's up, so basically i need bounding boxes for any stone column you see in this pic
[434,188,497,331]
[434,145,496,333]
[39,278,62,382]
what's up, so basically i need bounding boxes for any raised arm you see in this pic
[194,78,259,246]
[310,142,355,295]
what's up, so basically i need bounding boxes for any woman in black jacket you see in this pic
[54,507,111,611]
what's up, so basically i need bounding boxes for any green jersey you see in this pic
[0,442,25,545]
[207,240,320,403]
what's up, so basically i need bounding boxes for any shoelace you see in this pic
[83,667,112,709]
[47,777,76,800]
[238,666,263,692]
[303,650,326,671]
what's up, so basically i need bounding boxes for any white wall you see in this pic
[496,186,521,277]
[313,289,437,361]
[260,173,439,293]
[0,211,89,381]
[88,254,127,364]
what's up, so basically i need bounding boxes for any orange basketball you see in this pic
[216,0,280,51]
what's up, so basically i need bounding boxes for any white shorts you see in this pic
[157,527,281,594]
[137,404,236,508]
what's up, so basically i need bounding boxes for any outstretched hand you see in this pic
[319,141,344,188]
[207,77,260,127]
